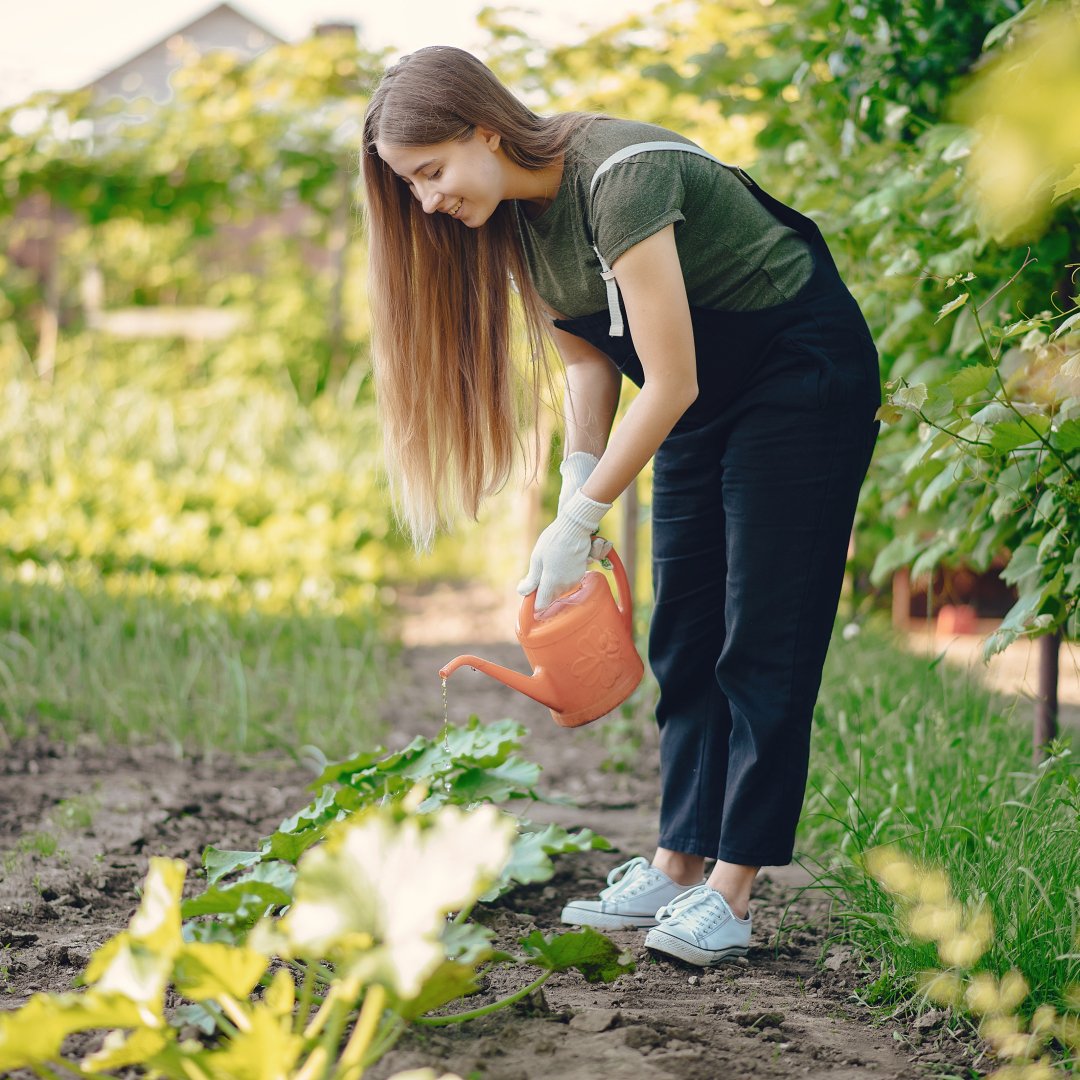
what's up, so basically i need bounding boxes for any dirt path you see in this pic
[0,582,984,1078]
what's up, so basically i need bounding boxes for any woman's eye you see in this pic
[430,168,443,180]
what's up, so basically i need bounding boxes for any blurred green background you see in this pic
[1,0,1077,757]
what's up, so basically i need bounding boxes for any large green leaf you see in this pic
[398,960,486,1021]
[947,364,995,402]
[480,823,612,901]
[519,928,634,983]
[1052,419,1080,454]
[988,416,1051,453]
[181,879,293,921]
[203,847,262,886]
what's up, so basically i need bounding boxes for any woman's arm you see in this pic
[543,305,622,458]
[578,224,698,504]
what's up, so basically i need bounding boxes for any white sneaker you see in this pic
[560,857,703,930]
[643,884,752,965]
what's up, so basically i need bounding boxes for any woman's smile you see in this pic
[447,197,464,218]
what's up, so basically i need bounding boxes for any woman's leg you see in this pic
[712,394,878,867]
[649,429,732,861]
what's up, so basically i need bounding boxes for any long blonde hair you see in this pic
[361,46,594,547]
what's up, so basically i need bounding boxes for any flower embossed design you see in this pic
[569,625,624,689]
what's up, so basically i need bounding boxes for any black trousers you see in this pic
[553,177,880,868]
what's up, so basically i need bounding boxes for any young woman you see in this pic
[362,46,880,966]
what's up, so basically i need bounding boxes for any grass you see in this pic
[0,576,390,758]
[801,621,1079,1028]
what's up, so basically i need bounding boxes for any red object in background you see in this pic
[936,604,979,636]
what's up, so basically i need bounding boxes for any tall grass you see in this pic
[0,576,390,758]
[802,624,1079,1022]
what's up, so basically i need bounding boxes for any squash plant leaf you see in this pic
[203,847,262,886]
[518,928,634,983]
[480,823,612,901]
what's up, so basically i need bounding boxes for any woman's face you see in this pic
[376,129,506,228]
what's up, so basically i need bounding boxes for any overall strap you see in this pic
[588,141,756,337]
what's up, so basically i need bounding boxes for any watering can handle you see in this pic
[519,539,632,632]
[606,546,634,634]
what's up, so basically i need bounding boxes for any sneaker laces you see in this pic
[656,884,731,931]
[599,856,655,900]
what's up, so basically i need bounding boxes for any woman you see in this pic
[362,46,879,966]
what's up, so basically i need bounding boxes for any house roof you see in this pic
[80,1,286,94]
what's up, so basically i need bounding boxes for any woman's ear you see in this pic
[477,126,502,152]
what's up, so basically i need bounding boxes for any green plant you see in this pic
[183,717,611,946]
[0,798,632,1078]
[875,268,1079,656]
[0,944,12,992]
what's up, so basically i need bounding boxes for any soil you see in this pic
[0,581,991,1079]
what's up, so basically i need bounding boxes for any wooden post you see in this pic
[891,568,911,631]
[1033,631,1060,762]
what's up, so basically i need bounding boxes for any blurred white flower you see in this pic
[280,802,515,999]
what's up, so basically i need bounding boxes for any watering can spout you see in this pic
[439,654,561,711]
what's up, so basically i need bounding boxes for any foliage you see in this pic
[875,271,1080,655]
[864,847,1080,1076]
[0,796,632,1078]
[802,625,1080,1022]
[0,34,382,225]
[0,32,384,392]
[183,717,611,945]
[0,337,396,611]
[479,1,760,158]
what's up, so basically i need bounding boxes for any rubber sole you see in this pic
[560,904,659,930]
[643,927,749,966]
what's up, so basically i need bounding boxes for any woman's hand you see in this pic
[517,491,612,610]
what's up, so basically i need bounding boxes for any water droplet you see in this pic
[440,676,451,792]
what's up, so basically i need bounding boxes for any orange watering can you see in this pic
[439,546,644,728]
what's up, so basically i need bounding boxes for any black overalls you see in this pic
[553,148,880,867]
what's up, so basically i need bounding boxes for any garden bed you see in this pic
[0,585,994,1079]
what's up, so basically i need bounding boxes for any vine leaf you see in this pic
[875,403,905,424]
[935,293,970,322]
[947,364,995,402]
[988,416,1051,453]
[893,384,929,411]
[1052,419,1080,454]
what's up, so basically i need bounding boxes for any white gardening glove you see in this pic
[557,451,600,514]
[518,489,613,611]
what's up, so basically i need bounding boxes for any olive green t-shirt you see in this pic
[514,118,813,318]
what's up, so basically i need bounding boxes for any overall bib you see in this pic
[553,146,881,867]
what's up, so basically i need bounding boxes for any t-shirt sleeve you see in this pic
[589,154,687,267]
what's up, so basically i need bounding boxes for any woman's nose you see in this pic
[419,185,442,215]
